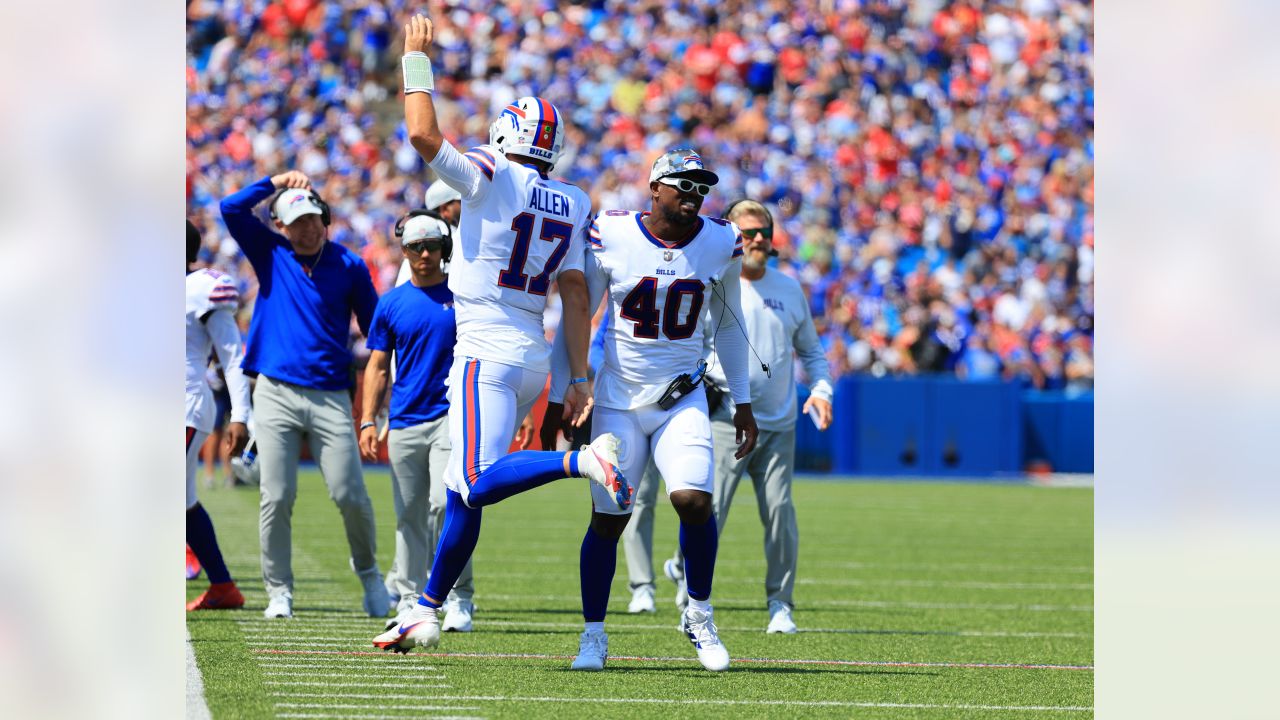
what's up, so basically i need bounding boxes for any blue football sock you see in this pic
[422,490,482,607]
[465,450,578,507]
[186,503,232,585]
[680,518,719,602]
[579,526,618,623]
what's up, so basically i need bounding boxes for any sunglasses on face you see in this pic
[404,240,443,255]
[657,177,712,197]
[740,227,774,240]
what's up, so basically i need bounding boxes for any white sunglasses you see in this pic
[657,176,712,197]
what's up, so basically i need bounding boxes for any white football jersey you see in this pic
[185,269,250,433]
[588,210,746,410]
[429,141,590,372]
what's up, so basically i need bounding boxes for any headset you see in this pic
[722,198,777,256]
[269,187,332,227]
[394,208,453,263]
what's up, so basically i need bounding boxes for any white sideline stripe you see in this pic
[240,624,1089,640]
[264,681,451,688]
[259,662,441,670]
[277,704,482,712]
[273,693,478,701]
[185,628,212,720]
[473,570,1091,591]
[514,556,1094,574]
[277,712,481,717]
[417,695,1092,712]
[263,671,447,680]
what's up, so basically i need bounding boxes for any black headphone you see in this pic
[269,187,332,227]
[722,199,777,257]
[394,209,453,262]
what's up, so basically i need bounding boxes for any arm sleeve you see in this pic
[549,248,609,403]
[205,309,252,424]
[428,140,490,203]
[709,260,751,405]
[218,176,281,266]
[351,259,379,337]
[793,294,835,402]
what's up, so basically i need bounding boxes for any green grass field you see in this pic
[187,471,1093,719]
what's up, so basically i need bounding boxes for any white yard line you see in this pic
[235,596,1092,613]
[415,695,1092,712]
[185,628,212,720]
[240,622,1089,639]
[276,703,482,712]
[262,671,447,679]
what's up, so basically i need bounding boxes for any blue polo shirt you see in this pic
[220,176,378,391]
[366,280,455,428]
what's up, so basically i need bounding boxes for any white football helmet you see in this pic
[488,96,566,170]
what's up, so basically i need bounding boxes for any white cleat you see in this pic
[664,558,688,611]
[766,600,798,634]
[386,594,420,631]
[681,605,730,671]
[578,434,633,510]
[441,598,475,632]
[372,604,440,654]
[570,628,609,671]
[628,586,656,614]
[263,592,293,619]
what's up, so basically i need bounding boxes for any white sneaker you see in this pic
[441,598,475,632]
[681,605,730,671]
[766,600,798,634]
[664,558,688,610]
[570,628,608,671]
[372,604,440,654]
[628,586,656,614]
[360,568,393,618]
[263,592,293,619]
[578,434,633,510]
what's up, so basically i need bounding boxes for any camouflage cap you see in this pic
[649,148,719,185]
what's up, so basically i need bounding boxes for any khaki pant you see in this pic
[623,407,799,608]
[385,415,473,603]
[254,375,378,598]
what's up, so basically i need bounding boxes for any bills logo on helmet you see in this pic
[682,154,704,170]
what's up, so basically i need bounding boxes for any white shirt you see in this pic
[185,269,251,433]
[429,140,590,372]
[706,267,834,432]
[550,210,751,410]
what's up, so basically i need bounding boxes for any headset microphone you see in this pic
[708,276,771,378]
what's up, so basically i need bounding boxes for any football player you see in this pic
[185,220,250,611]
[373,15,632,654]
[546,149,759,671]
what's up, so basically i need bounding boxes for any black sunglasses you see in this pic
[740,227,774,240]
[658,177,712,197]
[404,240,444,254]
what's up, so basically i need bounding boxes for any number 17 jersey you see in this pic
[589,210,743,410]
[435,143,591,373]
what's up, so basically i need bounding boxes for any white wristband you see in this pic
[402,52,434,94]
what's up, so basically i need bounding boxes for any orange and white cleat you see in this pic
[187,581,246,611]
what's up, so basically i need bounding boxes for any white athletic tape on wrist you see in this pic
[402,52,434,94]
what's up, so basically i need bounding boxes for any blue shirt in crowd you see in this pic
[365,280,455,429]
[220,176,378,391]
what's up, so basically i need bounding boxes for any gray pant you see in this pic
[624,411,799,608]
[385,415,473,603]
[254,375,379,598]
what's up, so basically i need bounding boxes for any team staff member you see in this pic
[395,179,462,287]
[220,170,386,620]
[640,200,835,634]
[360,210,477,633]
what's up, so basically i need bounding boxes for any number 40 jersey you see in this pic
[428,141,592,373]
[577,210,751,411]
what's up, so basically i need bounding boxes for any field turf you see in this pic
[187,470,1093,719]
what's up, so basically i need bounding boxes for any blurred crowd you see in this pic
[186,0,1093,393]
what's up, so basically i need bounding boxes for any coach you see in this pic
[220,170,385,620]
[359,210,476,633]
